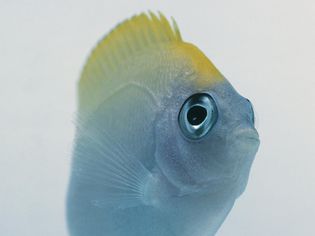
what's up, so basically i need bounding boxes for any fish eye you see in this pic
[178,93,218,139]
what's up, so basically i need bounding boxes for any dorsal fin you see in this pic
[78,12,182,117]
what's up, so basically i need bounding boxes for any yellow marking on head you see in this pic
[171,43,224,87]
[80,12,182,85]
[78,11,224,118]
[78,12,183,115]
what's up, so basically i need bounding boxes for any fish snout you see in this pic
[227,126,260,158]
[233,127,260,143]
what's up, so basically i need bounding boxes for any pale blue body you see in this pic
[67,79,259,236]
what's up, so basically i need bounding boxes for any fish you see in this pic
[66,12,260,236]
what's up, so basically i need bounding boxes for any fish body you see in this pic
[67,12,260,236]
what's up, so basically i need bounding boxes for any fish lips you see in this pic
[195,128,260,195]
[232,128,260,155]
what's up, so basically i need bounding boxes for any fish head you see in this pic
[155,43,260,197]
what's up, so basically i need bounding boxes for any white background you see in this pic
[1,1,314,235]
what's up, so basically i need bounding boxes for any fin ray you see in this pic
[72,128,153,209]
[78,12,182,117]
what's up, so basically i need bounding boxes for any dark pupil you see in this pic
[187,105,207,126]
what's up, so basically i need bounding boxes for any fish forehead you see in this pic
[79,43,226,119]
[128,42,227,103]
[169,43,225,87]
[133,42,226,92]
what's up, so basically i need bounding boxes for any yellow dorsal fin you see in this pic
[78,12,182,116]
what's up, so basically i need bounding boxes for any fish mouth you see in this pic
[233,128,260,143]
[176,129,260,197]
[231,128,260,158]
